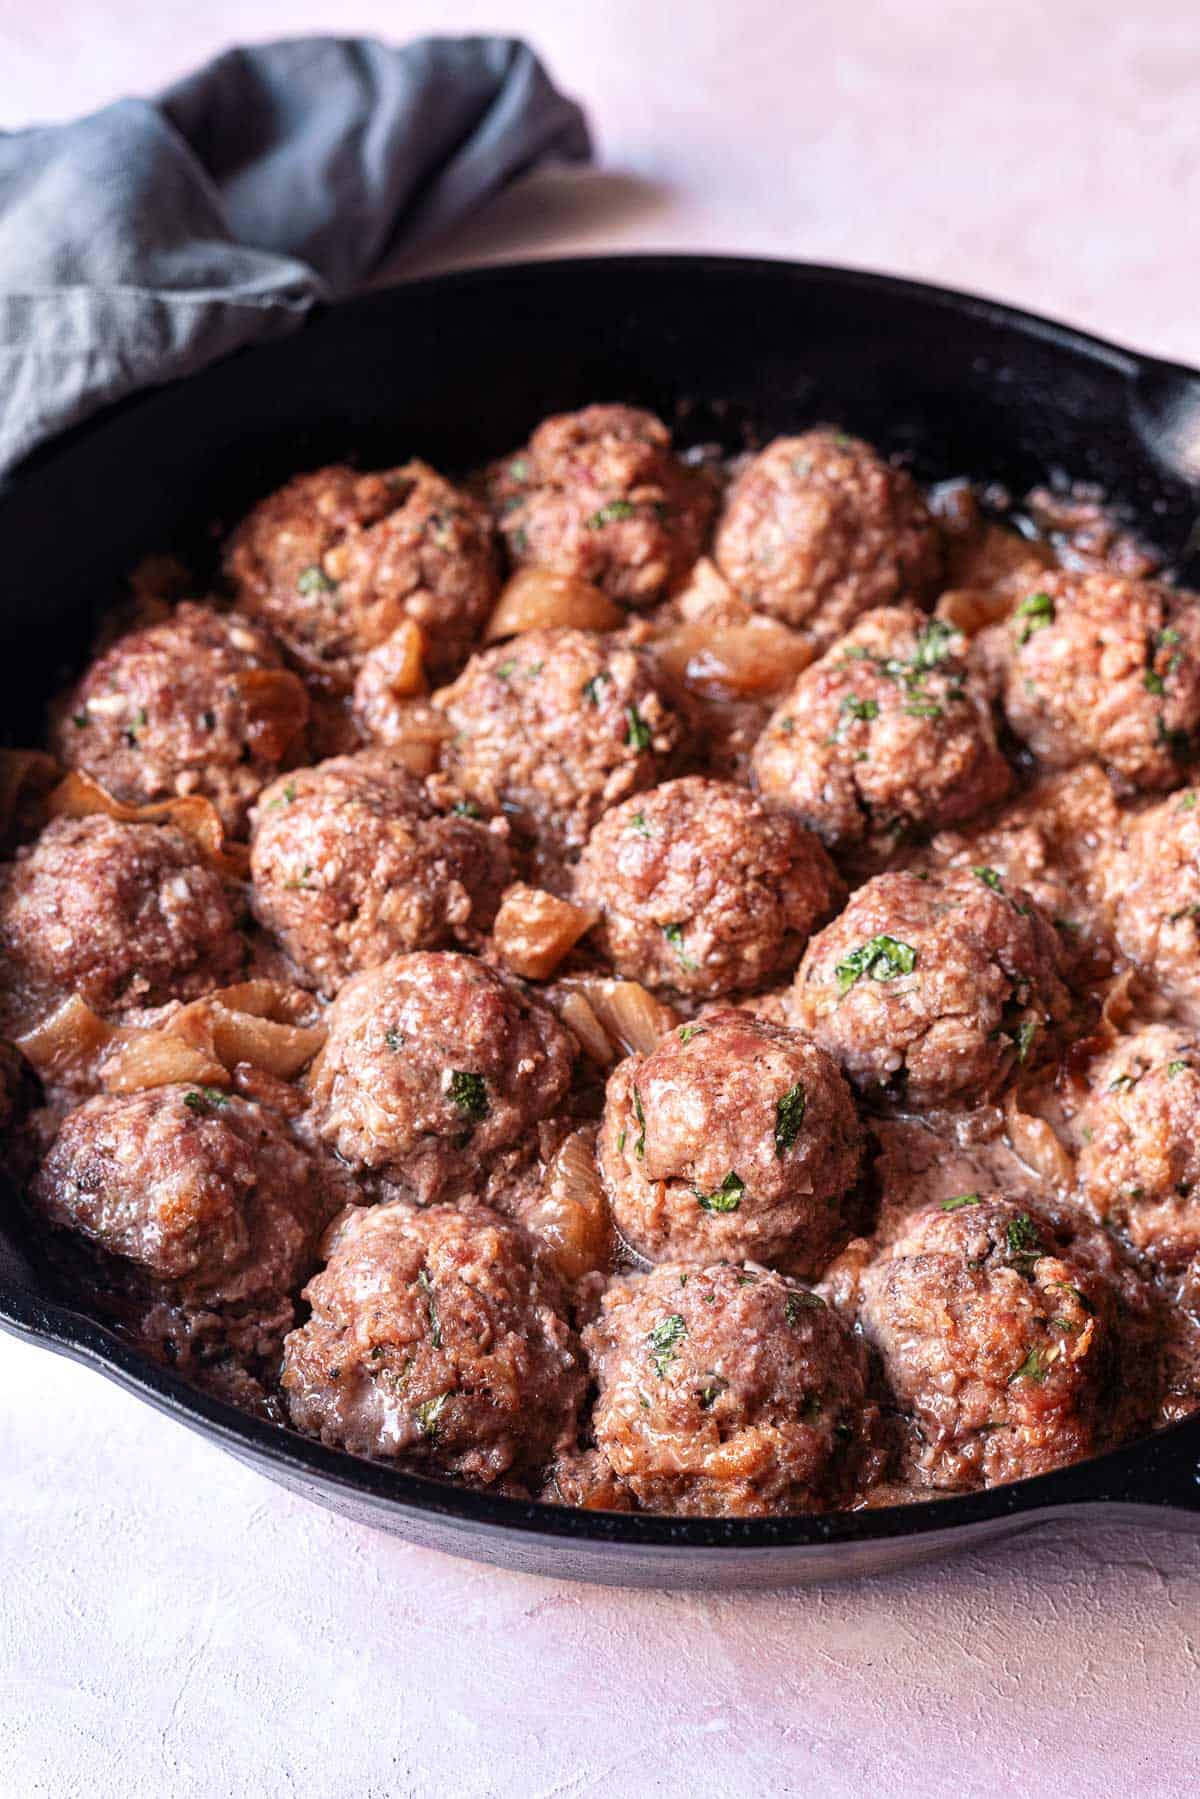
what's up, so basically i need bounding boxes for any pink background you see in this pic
[2,4,1199,1793]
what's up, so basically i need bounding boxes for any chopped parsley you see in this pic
[1180,792,1198,812]
[1009,1345,1054,1385]
[1005,1212,1043,1264]
[941,1192,981,1211]
[586,499,638,529]
[1168,1059,1189,1077]
[452,799,481,818]
[678,1024,703,1045]
[1015,590,1055,644]
[416,1269,442,1348]
[663,923,697,971]
[973,866,1003,891]
[508,457,530,482]
[496,659,518,681]
[267,781,297,810]
[785,1290,825,1325]
[1145,669,1166,696]
[447,1071,489,1121]
[835,934,917,995]
[297,564,335,595]
[1108,1072,1136,1092]
[909,617,957,671]
[842,694,879,724]
[774,1082,808,1156]
[414,1393,450,1437]
[695,1170,745,1214]
[630,810,652,839]
[582,670,611,705]
[632,1086,646,1159]
[646,1313,686,1377]
[183,1087,230,1113]
[1015,1018,1039,1064]
[385,1029,403,1051]
[625,703,652,750]
[698,1376,728,1410]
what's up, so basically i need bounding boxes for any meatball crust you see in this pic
[751,607,1011,855]
[790,868,1071,1108]
[1077,1025,1200,1270]
[1113,787,1200,1015]
[250,749,511,996]
[857,1197,1118,1489]
[306,952,575,1203]
[225,461,500,682]
[584,1261,873,1515]
[0,815,242,1030]
[51,602,309,836]
[280,1199,585,1482]
[714,430,943,641]
[486,404,715,607]
[436,628,687,866]
[574,777,844,997]
[30,1085,330,1313]
[985,571,1200,791]
[597,1009,863,1274]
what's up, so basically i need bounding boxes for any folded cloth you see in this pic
[0,35,591,476]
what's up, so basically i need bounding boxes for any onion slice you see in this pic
[46,770,249,878]
[484,570,624,641]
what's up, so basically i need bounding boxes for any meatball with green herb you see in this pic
[856,1196,1120,1489]
[225,460,500,683]
[584,1260,875,1515]
[597,1008,863,1275]
[435,627,688,872]
[574,776,844,998]
[983,570,1200,791]
[751,605,1010,859]
[250,748,511,997]
[714,429,943,643]
[485,404,715,606]
[305,951,575,1204]
[281,1200,585,1483]
[1076,1024,1200,1271]
[790,868,1071,1108]
[31,1084,334,1351]
[51,602,309,837]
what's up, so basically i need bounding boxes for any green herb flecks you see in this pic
[1005,1212,1043,1265]
[632,1086,646,1159]
[630,810,652,839]
[1015,590,1055,645]
[183,1086,230,1113]
[586,499,638,530]
[416,1269,442,1348]
[941,1192,981,1211]
[663,923,697,972]
[453,798,482,818]
[973,866,1003,891]
[774,1082,808,1156]
[625,703,652,751]
[647,1313,686,1378]
[1014,1018,1039,1064]
[835,934,917,995]
[785,1290,825,1326]
[414,1393,451,1437]
[297,564,336,595]
[447,1070,489,1122]
[678,1024,703,1045]
[582,671,611,706]
[1009,1344,1055,1385]
[1168,1059,1189,1077]
[695,1170,745,1214]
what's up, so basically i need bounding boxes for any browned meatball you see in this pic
[1076,1025,1200,1270]
[857,1197,1119,1489]
[280,1199,585,1483]
[436,628,688,868]
[0,815,243,1031]
[250,749,510,997]
[597,1009,863,1274]
[485,405,714,607]
[714,430,943,642]
[751,607,1010,857]
[306,952,575,1203]
[31,1085,331,1319]
[1113,787,1200,1015]
[584,1261,874,1515]
[984,571,1200,791]
[225,461,500,682]
[51,602,309,836]
[574,777,843,997]
[790,869,1070,1107]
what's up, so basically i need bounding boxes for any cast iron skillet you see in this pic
[2,255,1200,1589]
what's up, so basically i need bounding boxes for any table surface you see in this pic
[2,4,1199,1795]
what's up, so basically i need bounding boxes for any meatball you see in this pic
[250,749,510,996]
[584,1261,874,1515]
[751,607,1010,857]
[857,1197,1118,1488]
[790,868,1070,1107]
[985,571,1200,791]
[597,1009,863,1274]
[51,602,309,836]
[436,628,687,868]
[714,429,943,642]
[1076,1025,1200,1270]
[280,1199,584,1482]
[0,815,242,1031]
[485,405,714,607]
[225,461,500,683]
[1113,787,1200,1015]
[574,777,843,997]
[30,1084,330,1321]
[306,952,575,1203]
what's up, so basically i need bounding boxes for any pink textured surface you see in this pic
[2,5,1199,1793]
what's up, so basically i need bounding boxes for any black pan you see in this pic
[3,254,1200,1589]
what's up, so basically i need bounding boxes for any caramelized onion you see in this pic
[15,994,118,1082]
[485,569,623,641]
[102,1031,229,1094]
[1003,1090,1075,1190]
[655,616,812,698]
[227,667,310,760]
[554,992,613,1065]
[554,976,677,1060]
[492,885,596,981]
[367,701,453,775]
[525,1128,612,1284]
[47,770,249,878]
